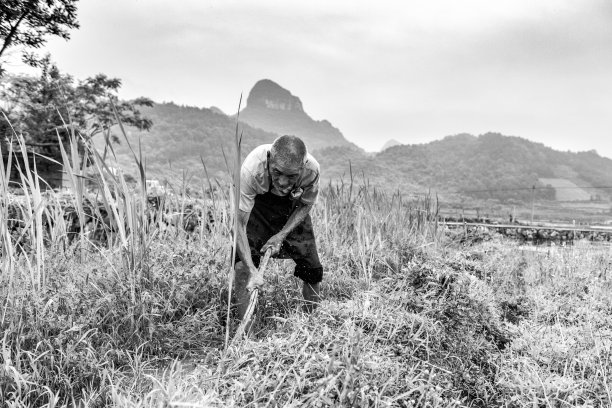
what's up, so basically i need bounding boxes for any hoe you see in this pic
[232,247,272,342]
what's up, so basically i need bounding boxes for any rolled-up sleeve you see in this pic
[299,171,319,205]
[239,167,258,212]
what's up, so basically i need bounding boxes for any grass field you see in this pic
[539,178,592,202]
[1,131,612,407]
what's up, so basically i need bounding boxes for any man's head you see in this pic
[268,135,307,195]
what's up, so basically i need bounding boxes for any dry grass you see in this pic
[1,126,612,407]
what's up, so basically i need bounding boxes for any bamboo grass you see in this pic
[223,94,243,351]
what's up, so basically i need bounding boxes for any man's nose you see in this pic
[278,175,290,186]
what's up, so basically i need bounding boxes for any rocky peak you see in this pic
[381,139,402,151]
[240,79,359,151]
[246,79,304,113]
[208,106,226,116]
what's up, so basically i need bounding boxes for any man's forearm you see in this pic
[236,211,256,271]
[278,203,313,238]
[236,227,256,269]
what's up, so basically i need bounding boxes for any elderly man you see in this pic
[235,135,323,319]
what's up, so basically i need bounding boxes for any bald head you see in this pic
[270,135,307,168]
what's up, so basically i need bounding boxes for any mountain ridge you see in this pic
[99,80,612,206]
[315,132,612,203]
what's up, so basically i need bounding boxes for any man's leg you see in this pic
[284,213,324,314]
[302,281,321,313]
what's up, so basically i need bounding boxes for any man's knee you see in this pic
[294,264,323,285]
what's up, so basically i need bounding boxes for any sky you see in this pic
[4,0,612,157]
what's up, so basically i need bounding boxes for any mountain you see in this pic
[98,87,612,206]
[381,139,402,151]
[95,102,280,184]
[209,106,225,115]
[99,78,361,185]
[238,79,357,151]
[104,102,612,204]
[317,132,612,203]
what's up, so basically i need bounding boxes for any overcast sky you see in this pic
[5,0,612,157]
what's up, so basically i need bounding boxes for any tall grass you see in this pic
[1,116,612,406]
[0,117,227,405]
[223,94,242,351]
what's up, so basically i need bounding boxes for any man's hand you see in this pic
[261,233,286,257]
[246,267,264,292]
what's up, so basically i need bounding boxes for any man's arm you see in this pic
[236,209,256,270]
[236,209,267,292]
[280,201,313,238]
[261,201,313,255]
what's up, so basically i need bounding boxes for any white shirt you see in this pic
[240,144,320,212]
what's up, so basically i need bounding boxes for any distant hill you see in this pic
[100,97,612,205]
[317,133,612,203]
[238,79,358,151]
[99,79,361,187]
[95,102,280,185]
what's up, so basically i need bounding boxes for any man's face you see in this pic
[269,156,303,196]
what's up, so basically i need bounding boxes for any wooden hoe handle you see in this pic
[232,248,272,342]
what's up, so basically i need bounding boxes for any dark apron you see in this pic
[241,190,323,284]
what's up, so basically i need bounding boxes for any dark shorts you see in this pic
[237,191,323,285]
